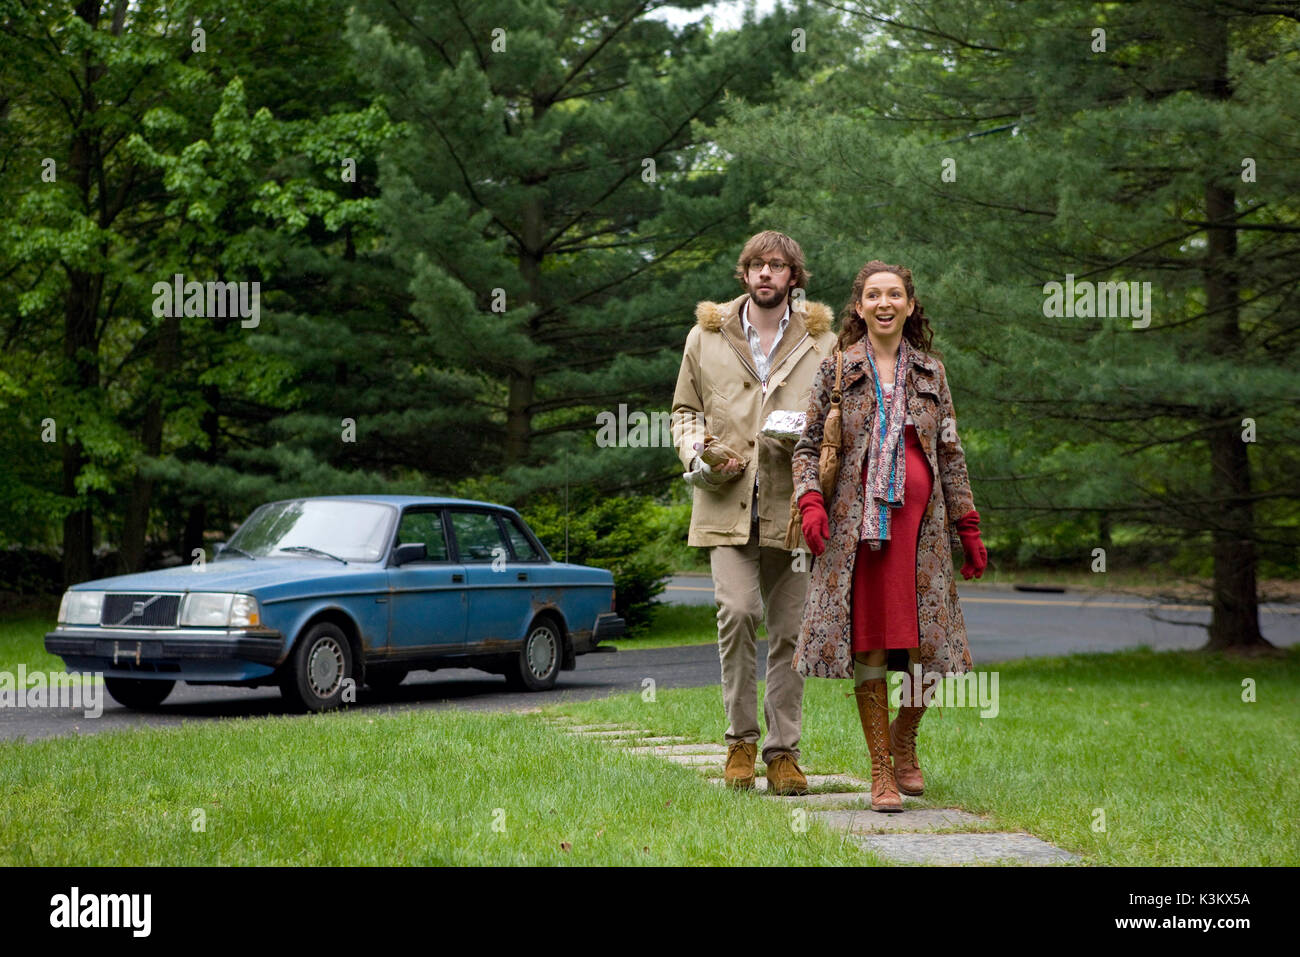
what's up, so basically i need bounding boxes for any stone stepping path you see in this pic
[576,728,656,737]
[625,743,728,756]
[703,773,867,792]
[814,807,1001,836]
[850,832,1080,865]
[664,753,726,766]
[545,718,1081,865]
[561,724,629,732]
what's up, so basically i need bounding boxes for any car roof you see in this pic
[263,494,516,512]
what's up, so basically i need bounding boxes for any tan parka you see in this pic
[670,293,837,549]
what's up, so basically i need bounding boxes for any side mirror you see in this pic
[393,543,427,566]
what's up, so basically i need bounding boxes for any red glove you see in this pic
[955,510,987,580]
[798,491,830,556]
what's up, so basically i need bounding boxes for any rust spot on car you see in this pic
[531,593,563,615]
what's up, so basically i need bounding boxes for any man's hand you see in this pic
[683,456,726,489]
[693,440,744,480]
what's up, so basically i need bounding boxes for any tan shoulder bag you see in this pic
[783,351,843,549]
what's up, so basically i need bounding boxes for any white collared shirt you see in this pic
[740,299,791,509]
[740,299,790,389]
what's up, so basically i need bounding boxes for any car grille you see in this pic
[101,593,182,628]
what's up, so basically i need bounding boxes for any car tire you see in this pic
[280,622,354,713]
[365,668,408,692]
[103,677,175,711]
[504,618,562,692]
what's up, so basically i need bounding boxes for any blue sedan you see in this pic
[44,495,625,712]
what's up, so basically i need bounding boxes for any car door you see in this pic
[447,509,534,646]
[386,508,468,651]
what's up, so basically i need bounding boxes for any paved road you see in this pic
[667,573,1300,658]
[5,579,1295,742]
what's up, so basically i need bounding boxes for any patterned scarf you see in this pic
[860,336,912,549]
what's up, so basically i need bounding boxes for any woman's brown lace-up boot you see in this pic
[854,678,902,812]
[890,704,927,796]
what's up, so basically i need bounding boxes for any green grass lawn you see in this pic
[4,598,1295,866]
[609,603,735,650]
[0,708,872,866]
[548,647,1300,866]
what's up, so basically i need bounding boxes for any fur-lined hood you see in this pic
[695,293,834,336]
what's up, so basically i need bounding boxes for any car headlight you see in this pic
[180,593,260,627]
[229,594,260,627]
[59,590,105,625]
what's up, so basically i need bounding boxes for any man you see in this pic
[670,230,837,794]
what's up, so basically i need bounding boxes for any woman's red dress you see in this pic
[851,422,933,653]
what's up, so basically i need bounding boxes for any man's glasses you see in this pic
[748,258,790,273]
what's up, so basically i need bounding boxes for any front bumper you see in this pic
[45,626,286,678]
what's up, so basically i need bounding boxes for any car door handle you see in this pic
[452,574,464,583]
[517,572,528,581]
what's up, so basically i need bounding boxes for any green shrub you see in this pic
[520,491,671,633]
[639,498,707,573]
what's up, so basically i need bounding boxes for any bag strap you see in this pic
[827,350,843,453]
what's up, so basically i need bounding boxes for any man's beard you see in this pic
[747,281,787,308]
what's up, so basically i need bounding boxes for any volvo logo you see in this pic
[114,594,163,626]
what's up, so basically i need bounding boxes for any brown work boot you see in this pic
[890,705,926,796]
[854,679,902,812]
[724,741,757,790]
[764,752,809,796]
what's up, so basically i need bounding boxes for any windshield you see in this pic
[224,500,395,562]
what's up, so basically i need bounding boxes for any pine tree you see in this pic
[731,0,1300,650]
[345,0,838,496]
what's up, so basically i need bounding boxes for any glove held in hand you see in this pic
[798,491,830,557]
[955,509,987,580]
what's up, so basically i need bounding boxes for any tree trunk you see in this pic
[182,502,207,565]
[504,371,534,466]
[59,269,99,584]
[61,268,97,584]
[1199,11,1268,652]
[121,313,180,571]
[60,1,107,586]
[504,192,544,467]
[181,393,222,561]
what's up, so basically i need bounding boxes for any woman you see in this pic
[790,260,987,812]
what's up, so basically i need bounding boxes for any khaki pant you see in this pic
[710,527,808,763]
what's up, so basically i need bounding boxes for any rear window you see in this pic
[449,511,508,563]
[504,518,542,561]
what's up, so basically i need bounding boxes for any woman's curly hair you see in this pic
[837,260,934,353]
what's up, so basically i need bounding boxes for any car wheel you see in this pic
[504,619,562,691]
[103,677,175,711]
[365,668,408,692]
[280,621,354,713]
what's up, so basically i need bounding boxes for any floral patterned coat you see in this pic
[791,337,977,679]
